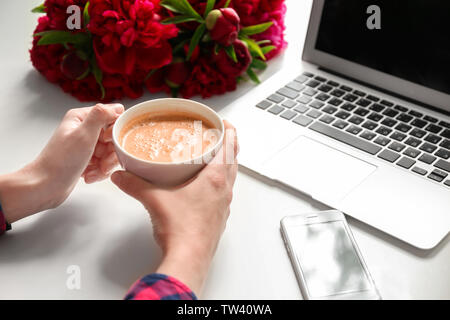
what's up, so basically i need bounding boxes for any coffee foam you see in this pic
[119,111,220,163]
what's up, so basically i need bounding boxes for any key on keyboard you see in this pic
[435,149,450,160]
[309,122,381,155]
[441,129,450,139]
[256,100,272,110]
[397,157,416,169]
[440,140,450,150]
[277,87,299,100]
[282,100,297,109]
[286,82,305,92]
[412,167,427,176]
[374,136,391,146]
[424,134,441,144]
[425,124,442,134]
[293,115,313,127]
[418,154,436,165]
[435,159,450,172]
[419,143,437,154]
[310,101,324,109]
[268,105,284,115]
[378,149,400,163]
[268,94,284,103]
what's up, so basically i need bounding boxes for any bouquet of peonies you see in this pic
[30,0,287,102]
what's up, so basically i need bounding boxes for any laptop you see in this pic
[221,0,450,250]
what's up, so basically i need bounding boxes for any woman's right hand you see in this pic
[111,120,239,296]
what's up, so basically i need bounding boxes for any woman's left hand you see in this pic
[0,103,124,223]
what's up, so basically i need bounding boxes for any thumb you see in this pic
[82,103,124,136]
[111,170,156,203]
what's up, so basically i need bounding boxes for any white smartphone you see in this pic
[280,210,380,300]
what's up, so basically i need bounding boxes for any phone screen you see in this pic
[289,221,372,298]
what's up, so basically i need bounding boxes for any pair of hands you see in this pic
[0,104,239,295]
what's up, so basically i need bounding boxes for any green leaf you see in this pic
[161,15,199,25]
[187,24,206,60]
[250,59,267,70]
[256,40,271,46]
[236,75,245,83]
[225,45,238,63]
[224,0,232,8]
[76,67,90,81]
[179,0,204,21]
[31,3,45,13]
[204,0,216,17]
[172,39,190,55]
[76,50,88,61]
[247,68,260,84]
[214,43,220,55]
[144,69,158,81]
[35,31,89,46]
[242,37,266,61]
[202,32,211,42]
[261,45,276,55]
[83,2,90,28]
[91,58,105,100]
[241,22,273,36]
[160,2,185,14]
[161,0,203,22]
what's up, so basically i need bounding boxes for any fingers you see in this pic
[111,170,156,203]
[84,142,119,183]
[223,120,239,165]
[81,103,124,137]
[84,168,103,184]
[94,142,107,158]
[207,120,239,167]
[100,125,114,143]
[100,152,119,174]
[197,120,239,184]
[223,120,239,157]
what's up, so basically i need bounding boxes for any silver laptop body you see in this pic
[222,0,450,249]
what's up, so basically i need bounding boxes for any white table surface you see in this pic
[0,0,449,300]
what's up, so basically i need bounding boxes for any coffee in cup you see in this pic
[113,98,224,186]
[118,111,220,163]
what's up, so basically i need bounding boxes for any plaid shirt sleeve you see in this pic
[125,273,197,300]
[0,203,11,236]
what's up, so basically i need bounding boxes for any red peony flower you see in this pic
[183,43,200,62]
[232,0,287,60]
[145,68,169,93]
[30,16,67,83]
[60,50,89,79]
[232,0,261,17]
[165,59,191,88]
[31,0,287,101]
[88,0,179,75]
[215,40,251,77]
[205,8,240,47]
[180,56,237,99]
[44,0,89,30]
[31,16,144,102]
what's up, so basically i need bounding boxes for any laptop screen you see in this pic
[315,0,450,95]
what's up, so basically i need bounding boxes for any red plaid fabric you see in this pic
[125,273,197,300]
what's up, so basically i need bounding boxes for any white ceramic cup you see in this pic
[112,98,224,186]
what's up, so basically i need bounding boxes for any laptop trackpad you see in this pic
[261,136,377,203]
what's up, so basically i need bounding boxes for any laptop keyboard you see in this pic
[256,72,450,187]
